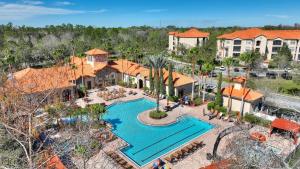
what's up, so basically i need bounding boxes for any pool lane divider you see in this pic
[132,124,196,155]
[141,128,206,162]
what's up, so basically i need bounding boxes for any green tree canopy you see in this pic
[272,43,293,69]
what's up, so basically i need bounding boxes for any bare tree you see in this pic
[222,131,289,169]
[0,65,74,169]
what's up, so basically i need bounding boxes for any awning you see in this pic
[270,118,300,144]
[271,118,300,133]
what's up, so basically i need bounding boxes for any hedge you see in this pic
[194,97,202,106]
[149,110,167,119]
[244,114,271,127]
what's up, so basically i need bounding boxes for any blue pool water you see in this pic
[103,98,213,166]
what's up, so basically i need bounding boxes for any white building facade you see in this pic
[169,28,209,53]
[217,28,300,61]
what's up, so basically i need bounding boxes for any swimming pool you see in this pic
[103,98,214,167]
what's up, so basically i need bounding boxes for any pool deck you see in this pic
[74,85,298,169]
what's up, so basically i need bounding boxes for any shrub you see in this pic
[149,110,167,119]
[193,97,202,106]
[244,114,271,127]
[168,96,179,102]
[118,80,126,87]
[218,106,227,113]
[143,86,149,91]
[207,102,215,110]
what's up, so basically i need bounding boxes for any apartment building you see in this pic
[168,28,209,53]
[217,28,300,61]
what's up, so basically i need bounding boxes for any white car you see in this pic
[219,66,226,71]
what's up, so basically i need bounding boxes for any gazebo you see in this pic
[270,118,300,144]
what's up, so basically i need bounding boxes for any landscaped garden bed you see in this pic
[149,110,167,119]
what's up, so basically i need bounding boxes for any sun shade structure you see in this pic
[270,118,300,144]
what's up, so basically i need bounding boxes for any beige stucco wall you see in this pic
[223,96,253,114]
[217,37,300,61]
[169,35,208,53]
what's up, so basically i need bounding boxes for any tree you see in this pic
[87,103,106,122]
[0,64,72,169]
[149,66,154,92]
[188,47,200,101]
[272,43,293,69]
[201,63,214,102]
[159,67,165,95]
[148,55,167,112]
[239,50,261,116]
[223,58,234,112]
[215,72,223,107]
[168,63,175,96]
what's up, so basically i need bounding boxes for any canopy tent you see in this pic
[270,118,300,144]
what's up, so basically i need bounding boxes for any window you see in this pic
[290,47,295,52]
[245,47,252,51]
[234,40,241,45]
[273,40,282,45]
[233,46,241,52]
[256,41,261,46]
[298,54,300,61]
[246,40,252,45]
[88,56,93,62]
[290,40,296,45]
[272,47,281,53]
[233,53,240,57]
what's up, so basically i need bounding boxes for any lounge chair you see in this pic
[123,163,133,169]
[118,159,127,165]
[223,115,229,121]
[217,113,223,119]
[163,106,171,112]
[164,156,172,163]
[208,112,218,120]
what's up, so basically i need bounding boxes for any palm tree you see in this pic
[88,103,106,122]
[223,58,234,113]
[239,51,261,116]
[202,63,214,102]
[188,47,200,101]
[148,55,167,112]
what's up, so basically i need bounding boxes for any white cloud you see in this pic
[89,9,108,13]
[0,3,108,20]
[266,14,290,19]
[55,1,74,6]
[143,9,167,13]
[23,0,44,5]
[0,3,83,20]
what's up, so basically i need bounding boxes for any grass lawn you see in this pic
[253,78,300,96]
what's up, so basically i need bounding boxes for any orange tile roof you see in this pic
[111,59,195,87]
[218,28,300,40]
[169,28,210,38]
[8,66,75,94]
[85,48,108,56]
[47,155,66,169]
[222,86,264,102]
[10,54,196,94]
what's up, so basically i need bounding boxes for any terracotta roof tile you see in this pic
[222,86,264,102]
[85,48,108,56]
[169,28,210,38]
[218,28,300,40]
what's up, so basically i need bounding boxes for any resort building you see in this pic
[6,48,195,103]
[217,28,300,61]
[168,28,209,53]
[222,76,264,114]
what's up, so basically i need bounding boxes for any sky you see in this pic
[0,0,299,27]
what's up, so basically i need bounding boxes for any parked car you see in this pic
[266,71,278,79]
[234,68,240,72]
[219,66,226,71]
[281,72,292,80]
[208,71,217,77]
[205,84,216,92]
[249,72,258,77]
